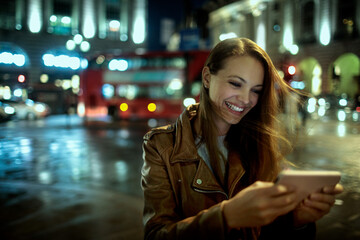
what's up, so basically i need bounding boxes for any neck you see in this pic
[213,116,230,136]
[194,110,229,137]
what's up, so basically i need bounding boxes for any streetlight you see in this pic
[80,41,90,52]
[66,34,90,53]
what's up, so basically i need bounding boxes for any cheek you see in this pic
[209,86,225,102]
[208,88,216,102]
[250,94,260,107]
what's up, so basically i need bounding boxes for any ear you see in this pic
[202,66,211,89]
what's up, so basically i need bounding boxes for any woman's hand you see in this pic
[292,184,344,227]
[222,181,298,229]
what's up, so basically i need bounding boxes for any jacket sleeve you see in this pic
[259,212,316,240]
[141,137,228,240]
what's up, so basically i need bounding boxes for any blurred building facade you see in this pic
[0,0,146,114]
[0,0,359,114]
[206,0,360,101]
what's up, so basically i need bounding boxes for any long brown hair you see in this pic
[199,38,294,185]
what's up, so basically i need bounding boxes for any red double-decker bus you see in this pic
[78,50,209,121]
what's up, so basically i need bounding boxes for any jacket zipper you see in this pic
[193,187,229,199]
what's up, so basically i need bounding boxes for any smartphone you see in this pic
[276,170,341,204]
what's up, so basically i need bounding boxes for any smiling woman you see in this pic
[141,38,343,240]
[202,55,264,133]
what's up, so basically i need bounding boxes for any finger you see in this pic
[304,197,333,212]
[295,204,323,221]
[322,184,344,194]
[252,181,275,189]
[271,184,296,197]
[310,193,336,205]
[248,181,275,196]
[266,196,299,217]
[262,192,299,218]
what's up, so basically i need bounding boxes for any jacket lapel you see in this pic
[170,104,245,197]
[191,159,224,193]
[227,150,246,197]
[169,105,199,163]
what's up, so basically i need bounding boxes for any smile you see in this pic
[225,101,244,112]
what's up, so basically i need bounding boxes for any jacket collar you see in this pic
[170,104,246,195]
[170,104,200,163]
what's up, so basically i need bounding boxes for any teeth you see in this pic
[226,102,244,112]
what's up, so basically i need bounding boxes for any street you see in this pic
[0,115,359,240]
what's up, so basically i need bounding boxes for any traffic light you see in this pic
[287,65,296,75]
[18,74,25,83]
[283,65,296,81]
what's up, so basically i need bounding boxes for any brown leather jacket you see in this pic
[141,104,315,240]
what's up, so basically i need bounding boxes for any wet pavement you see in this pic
[0,114,360,240]
[1,116,151,240]
[286,118,360,240]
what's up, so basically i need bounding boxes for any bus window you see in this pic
[78,50,210,120]
[102,84,115,99]
[117,85,138,100]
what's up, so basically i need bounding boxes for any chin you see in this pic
[226,116,243,125]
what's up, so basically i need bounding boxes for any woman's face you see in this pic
[203,55,264,135]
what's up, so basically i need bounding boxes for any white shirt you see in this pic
[196,135,228,176]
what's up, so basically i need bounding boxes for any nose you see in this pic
[237,89,250,105]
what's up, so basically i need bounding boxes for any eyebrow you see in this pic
[228,75,263,88]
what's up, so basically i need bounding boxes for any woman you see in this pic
[141,38,343,239]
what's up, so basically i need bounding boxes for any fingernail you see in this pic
[278,185,287,192]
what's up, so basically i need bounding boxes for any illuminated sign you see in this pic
[0,52,26,67]
[42,54,88,70]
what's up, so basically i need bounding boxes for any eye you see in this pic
[252,89,262,94]
[229,81,241,87]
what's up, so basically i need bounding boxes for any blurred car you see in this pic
[2,99,50,120]
[0,101,16,122]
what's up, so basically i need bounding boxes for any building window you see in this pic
[0,1,16,30]
[335,0,357,39]
[106,0,121,40]
[48,0,73,35]
[299,1,315,43]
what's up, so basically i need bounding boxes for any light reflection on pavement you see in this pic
[286,118,360,240]
[1,115,150,239]
[0,116,146,197]
[0,115,359,239]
